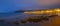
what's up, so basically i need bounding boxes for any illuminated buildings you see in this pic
[24,8,60,16]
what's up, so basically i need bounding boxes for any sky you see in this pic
[0,0,60,13]
[0,0,18,13]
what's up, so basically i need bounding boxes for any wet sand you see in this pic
[19,14,60,26]
[31,16,60,26]
[47,16,60,26]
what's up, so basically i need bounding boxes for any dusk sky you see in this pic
[0,0,60,13]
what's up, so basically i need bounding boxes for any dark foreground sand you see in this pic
[20,15,60,26]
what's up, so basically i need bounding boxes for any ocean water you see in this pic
[0,12,24,26]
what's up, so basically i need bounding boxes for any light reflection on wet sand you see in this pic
[36,16,60,26]
[48,16,60,26]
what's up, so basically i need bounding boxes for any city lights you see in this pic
[24,8,60,15]
[45,10,53,12]
[54,8,60,12]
